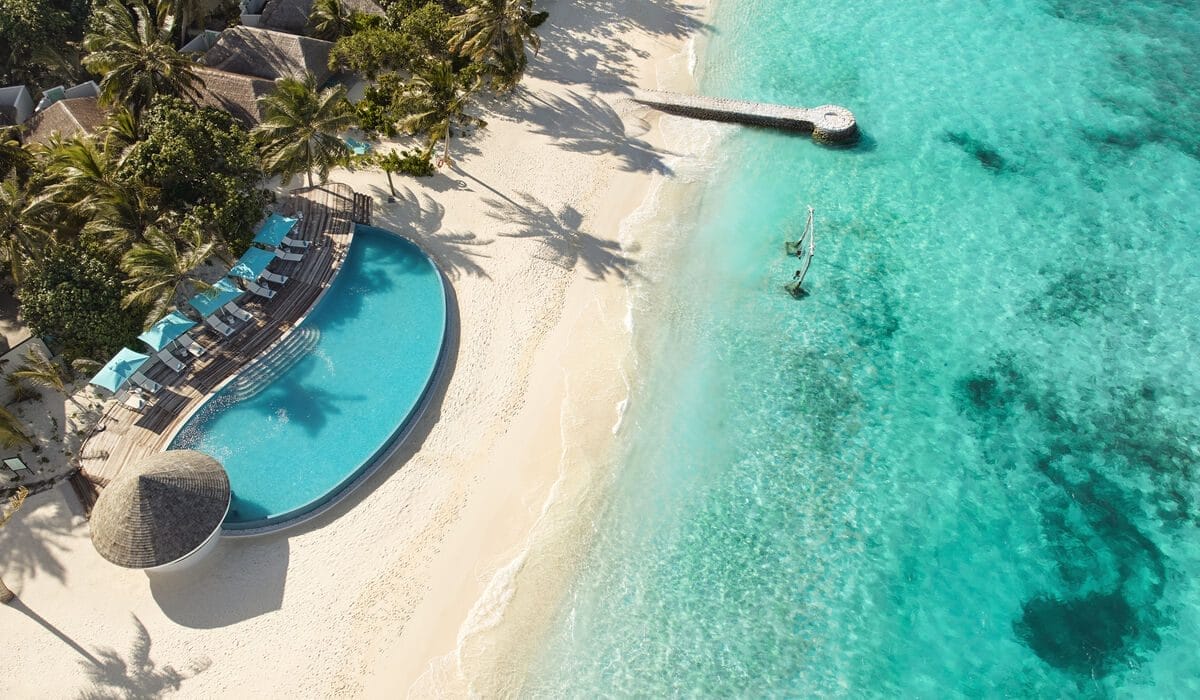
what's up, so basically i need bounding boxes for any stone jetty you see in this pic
[631,89,859,144]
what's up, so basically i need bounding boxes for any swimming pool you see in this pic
[169,226,447,530]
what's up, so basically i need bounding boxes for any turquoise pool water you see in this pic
[528,0,1200,695]
[170,226,446,529]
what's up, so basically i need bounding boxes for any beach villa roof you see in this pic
[258,0,383,35]
[90,348,150,393]
[252,214,300,247]
[194,66,275,124]
[24,96,105,145]
[201,26,334,84]
[89,450,231,569]
[137,311,199,352]
[229,247,278,281]
[188,278,245,317]
[0,85,33,126]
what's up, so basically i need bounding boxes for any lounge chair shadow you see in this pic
[148,536,289,629]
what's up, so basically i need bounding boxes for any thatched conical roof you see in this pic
[90,450,230,569]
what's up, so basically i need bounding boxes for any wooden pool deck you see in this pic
[78,183,361,491]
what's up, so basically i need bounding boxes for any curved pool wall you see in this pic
[168,225,448,532]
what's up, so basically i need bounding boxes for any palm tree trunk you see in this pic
[385,170,395,196]
[179,8,188,47]
[442,122,451,166]
[0,575,14,604]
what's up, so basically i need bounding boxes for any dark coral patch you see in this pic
[1014,591,1139,677]
[944,131,1007,172]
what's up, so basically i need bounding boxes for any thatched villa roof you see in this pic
[202,26,334,84]
[259,0,384,36]
[89,450,230,569]
[193,66,276,125]
[25,97,105,145]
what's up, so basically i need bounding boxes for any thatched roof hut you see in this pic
[25,97,105,145]
[193,66,276,125]
[202,26,334,85]
[259,0,384,35]
[89,450,230,570]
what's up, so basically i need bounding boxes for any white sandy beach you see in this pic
[0,1,707,696]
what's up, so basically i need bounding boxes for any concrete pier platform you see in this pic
[631,89,859,144]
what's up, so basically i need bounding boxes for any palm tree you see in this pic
[1,486,30,604]
[449,0,544,90]
[120,226,215,322]
[174,0,209,46]
[43,138,165,254]
[0,128,28,179]
[0,410,31,451]
[396,60,485,166]
[254,74,354,187]
[376,150,403,196]
[309,0,353,41]
[0,179,54,283]
[13,348,83,408]
[82,0,201,119]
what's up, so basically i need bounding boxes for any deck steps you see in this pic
[352,193,372,225]
[226,327,321,402]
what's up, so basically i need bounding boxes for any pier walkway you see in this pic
[631,90,858,144]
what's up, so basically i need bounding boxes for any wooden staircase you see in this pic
[352,192,372,225]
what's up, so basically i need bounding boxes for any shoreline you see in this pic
[0,1,715,697]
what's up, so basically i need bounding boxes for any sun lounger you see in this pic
[177,332,207,358]
[261,270,289,285]
[3,457,30,474]
[156,349,186,373]
[119,389,146,412]
[131,372,161,394]
[274,248,304,263]
[246,279,276,299]
[206,315,235,337]
[281,234,310,248]
[223,302,254,323]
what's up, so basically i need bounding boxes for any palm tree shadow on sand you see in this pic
[75,615,210,699]
[516,90,673,175]
[376,187,495,280]
[486,192,636,280]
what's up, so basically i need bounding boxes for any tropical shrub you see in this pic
[20,244,144,360]
[121,98,270,249]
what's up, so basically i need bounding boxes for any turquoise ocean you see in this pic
[526,0,1200,696]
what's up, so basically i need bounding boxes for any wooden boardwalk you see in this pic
[78,183,359,491]
[631,89,859,144]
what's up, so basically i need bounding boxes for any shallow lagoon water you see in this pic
[527,0,1200,695]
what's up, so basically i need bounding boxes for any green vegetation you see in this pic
[0,0,86,92]
[377,148,434,194]
[254,74,355,187]
[449,0,544,91]
[124,98,271,251]
[82,0,201,118]
[0,0,553,366]
[395,60,484,166]
[20,244,143,360]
